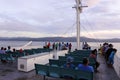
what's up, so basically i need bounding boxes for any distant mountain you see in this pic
[0,37,120,42]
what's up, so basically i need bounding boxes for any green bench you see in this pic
[49,59,95,68]
[49,59,82,67]
[65,54,90,57]
[35,64,93,80]
[73,50,92,53]
[0,54,15,62]
[58,56,96,69]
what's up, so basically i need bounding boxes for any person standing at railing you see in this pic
[68,43,72,52]
[82,42,91,50]
[0,47,7,63]
[6,46,12,53]
[0,47,5,54]
[47,42,51,49]
[55,42,58,50]
[58,42,61,50]
[13,48,16,52]
[108,48,117,67]
[105,44,113,63]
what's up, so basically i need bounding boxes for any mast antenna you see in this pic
[72,0,88,50]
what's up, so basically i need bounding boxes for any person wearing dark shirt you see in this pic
[105,44,113,62]
[108,48,117,67]
[68,43,72,52]
[89,49,100,72]
[6,46,12,53]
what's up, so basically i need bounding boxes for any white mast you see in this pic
[73,0,87,50]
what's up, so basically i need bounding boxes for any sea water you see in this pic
[0,41,119,54]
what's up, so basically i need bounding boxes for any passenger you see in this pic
[68,43,72,52]
[89,49,100,72]
[43,42,47,48]
[75,48,78,51]
[63,56,75,69]
[65,42,69,50]
[58,42,61,50]
[0,47,5,54]
[77,57,94,72]
[61,42,67,50]
[52,42,55,50]
[45,42,47,47]
[108,48,117,67]
[101,42,108,55]
[6,46,12,53]
[98,44,103,55]
[61,42,65,50]
[83,42,91,50]
[13,48,16,52]
[4,48,6,53]
[19,48,23,53]
[63,56,75,80]
[0,47,7,63]
[47,42,51,49]
[55,42,58,50]
[105,44,113,62]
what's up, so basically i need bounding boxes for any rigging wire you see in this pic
[81,24,100,48]
[81,13,101,46]
[53,23,76,41]
[62,22,76,36]
[54,22,76,42]
[82,13,99,39]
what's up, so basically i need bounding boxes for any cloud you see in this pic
[82,30,120,39]
[0,0,120,39]
[83,0,100,7]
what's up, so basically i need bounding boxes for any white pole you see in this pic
[73,0,88,50]
[76,0,80,50]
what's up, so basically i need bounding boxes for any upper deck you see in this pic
[0,50,120,80]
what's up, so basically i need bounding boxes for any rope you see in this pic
[62,22,76,36]
[54,22,76,42]
[81,13,101,46]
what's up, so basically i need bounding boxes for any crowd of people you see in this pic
[82,42,91,50]
[63,51,98,71]
[44,42,72,52]
[0,46,14,63]
[61,42,117,80]
[98,42,117,67]
[0,46,13,54]
[1,42,117,75]
[0,46,24,63]
[62,56,94,80]
[0,46,23,54]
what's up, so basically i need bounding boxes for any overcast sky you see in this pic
[0,0,120,39]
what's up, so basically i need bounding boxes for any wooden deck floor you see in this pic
[94,54,120,80]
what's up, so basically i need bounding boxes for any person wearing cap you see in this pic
[63,56,75,80]
[63,56,75,69]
